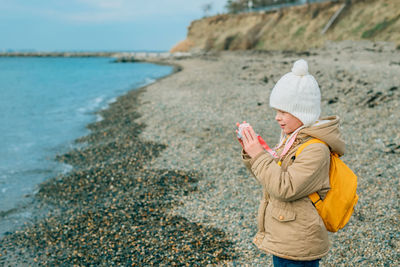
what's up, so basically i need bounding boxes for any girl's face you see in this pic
[275,110,303,134]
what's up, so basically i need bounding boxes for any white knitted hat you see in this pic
[269,59,321,127]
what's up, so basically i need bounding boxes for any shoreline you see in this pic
[0,57,237,265]
[1,40,399,265]
[0,58,179,240]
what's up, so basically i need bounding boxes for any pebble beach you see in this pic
[1,40,399,266]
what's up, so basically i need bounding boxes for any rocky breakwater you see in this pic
[0,51,192,62]
[0,51,118,57]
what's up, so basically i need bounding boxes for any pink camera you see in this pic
[237,123,251,139]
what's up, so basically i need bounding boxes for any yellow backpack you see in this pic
[296,139,358,232]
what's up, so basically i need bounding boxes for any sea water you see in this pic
[0,57,173,235]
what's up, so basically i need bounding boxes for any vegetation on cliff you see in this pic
[171,0,400,52]
[226,0,297,13]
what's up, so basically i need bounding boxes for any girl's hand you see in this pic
[242,125,264,158]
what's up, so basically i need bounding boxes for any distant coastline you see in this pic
[0,51,192,63]
[0,51,116,57]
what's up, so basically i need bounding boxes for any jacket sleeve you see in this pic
[242,149,275,182]
[249,143,330,202]
[241,149,266,179]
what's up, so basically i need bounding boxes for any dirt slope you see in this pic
[171,0,400,52]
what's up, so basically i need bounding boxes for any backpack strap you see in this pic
[295,138,327,158]
[295,138,328,208]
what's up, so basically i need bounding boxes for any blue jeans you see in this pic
[273,256,320,267]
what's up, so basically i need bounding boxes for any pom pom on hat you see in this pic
[291,59,309,76]
[269,59,321,127]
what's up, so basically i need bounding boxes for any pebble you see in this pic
[135,40,400,266]
[0,85,235,265]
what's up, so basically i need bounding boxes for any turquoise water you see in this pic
[0,57,173,227]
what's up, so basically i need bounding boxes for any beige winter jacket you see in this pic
[242,116,345,261]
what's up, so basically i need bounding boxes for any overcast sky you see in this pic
[0,0,227,52]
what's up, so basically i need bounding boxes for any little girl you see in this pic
[237,59,345,267]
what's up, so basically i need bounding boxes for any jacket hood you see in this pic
[298,115,345,156]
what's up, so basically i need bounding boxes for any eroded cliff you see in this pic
[171,0,400,52]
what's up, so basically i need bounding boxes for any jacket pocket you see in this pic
[257,199,268,232]
[270,205,296,222]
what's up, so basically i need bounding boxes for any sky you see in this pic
[0,0,227,52]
